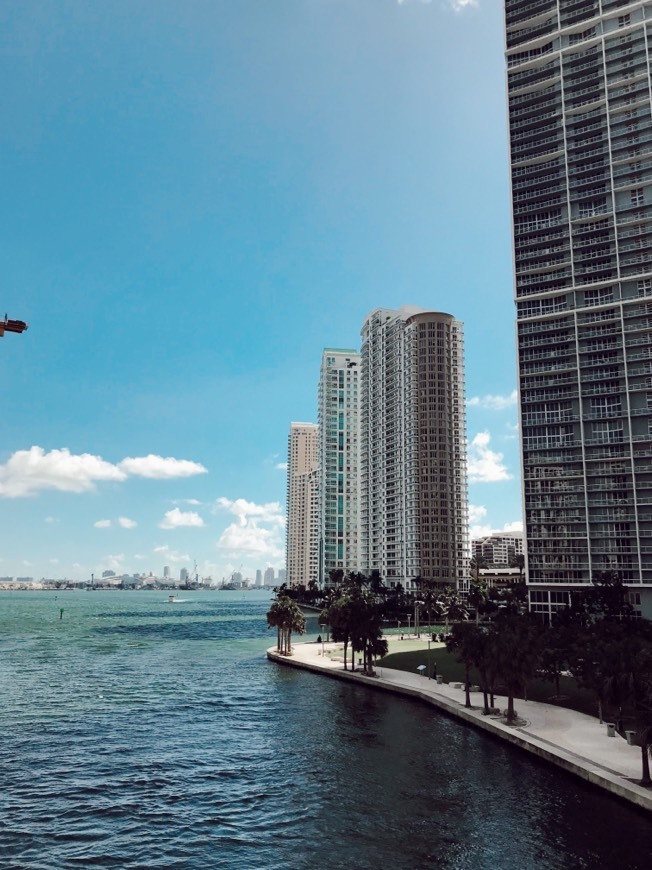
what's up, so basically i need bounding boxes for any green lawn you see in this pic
[379,647,599,719]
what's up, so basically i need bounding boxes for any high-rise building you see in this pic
[506,0,652,620]
[318,348,361,586]
[472,532,524,568]
[255,569,263,587]
[264,566,276,586]
[359,306,468,593]
[277,568,287,584]
[163,566,170,579]
[180,568,189,583]
[286,422,319,587]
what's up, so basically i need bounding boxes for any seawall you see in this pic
[267,644,652,815]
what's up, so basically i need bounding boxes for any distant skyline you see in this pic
[1,0,520,581]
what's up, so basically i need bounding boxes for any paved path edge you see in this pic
[267,647,652,815]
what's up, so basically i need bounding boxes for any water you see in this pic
[1,590,651,869]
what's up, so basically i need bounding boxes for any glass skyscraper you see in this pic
[317,348,361,586]
[506,0,652,619]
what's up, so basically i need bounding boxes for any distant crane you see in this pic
[0,315,28,338]
[181,560,199,590]
[222,564,243,589]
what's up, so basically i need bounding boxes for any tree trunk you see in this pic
[464,662,471,709]
[482,689,490,715]
[507,692,516,725]
[640,744,651,787]
[597,696,603,725]
[343,640,348,670]
[277,626,281,652]
[555,672,560,697]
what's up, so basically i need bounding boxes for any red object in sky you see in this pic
[0,317,28,336]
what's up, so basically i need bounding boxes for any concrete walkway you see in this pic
[267,639,652,814]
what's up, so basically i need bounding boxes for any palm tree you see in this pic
[539,623,573,699]
[326,595,353,670]
[492,613,542,724]
[421,586,439,635]
[437,587,469,632]
[447,623,483,708]
[266,596,305,655]
[266,599,283,652]
[632,646,652,786]
[509,553,525,581]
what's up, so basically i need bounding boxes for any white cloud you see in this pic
[153,545,190,563]
[94,519,112,529]
[470,522,493,539]
[467,431,512,483]
[159,507,205,530]
[217,524,284,559]
[502,520,523,533]
[505,421,519,440]
[215,496,285,560]
[448,0,478,11]
[44,516,58,524]
[119,455,207,479]
[275,462,288,471]
[467,390,517,411]
[469,505,523,540]
[215,497,285,527]
[0,447,127,497]
[469,504,491,539]
[398,0,476,9]
[118,516,137,529]
[0,446,207,498]
[103,554,125,573]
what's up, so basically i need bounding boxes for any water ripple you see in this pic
[1,591,652,869]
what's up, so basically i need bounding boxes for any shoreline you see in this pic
[268,640,652,815]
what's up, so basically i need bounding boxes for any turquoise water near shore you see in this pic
[1,589,652,869]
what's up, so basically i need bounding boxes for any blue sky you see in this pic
[0,0,520,582]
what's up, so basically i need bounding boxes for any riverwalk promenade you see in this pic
[267,637,652,814]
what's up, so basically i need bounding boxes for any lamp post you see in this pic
[407,614,411,636]
[414,600,423,639]
[428,638,432,679]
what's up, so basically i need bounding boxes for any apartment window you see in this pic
[637,279,652,296]
[591,395,622,417]
[579,198,607,218]
[584,287,614,305]
[630,188,645,207]
[618,14,630,28]
[593,420,624,442]
[569,27,596,45]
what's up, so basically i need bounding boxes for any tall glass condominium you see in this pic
[506,0,652,619]
[360,306,468,593]
[317,349,361,586]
